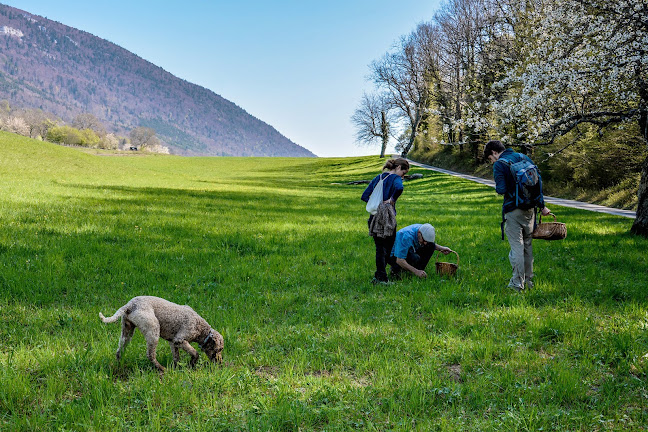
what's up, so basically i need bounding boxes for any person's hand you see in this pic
[541,206,551,216]
[415,269,427,278]
[438,247,453,255]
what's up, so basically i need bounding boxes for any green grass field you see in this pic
[1,131,647,431]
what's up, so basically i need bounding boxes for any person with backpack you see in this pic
[483,140,551,292]
[361,158,410,284]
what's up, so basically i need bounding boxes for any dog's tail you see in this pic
[99,306,127,324]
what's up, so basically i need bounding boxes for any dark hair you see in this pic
[483,140,506,161]
[383,158,410,171]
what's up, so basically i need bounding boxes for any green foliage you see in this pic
[544,126,645,189]
[46,124,80,144]
[79,128,101,147]
[1,132,647,430]
[46,125,100,147]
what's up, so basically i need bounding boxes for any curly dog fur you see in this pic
[100,296,224,372]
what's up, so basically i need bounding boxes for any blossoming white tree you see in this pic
[495,0,648,236]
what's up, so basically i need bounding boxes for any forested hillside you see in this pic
[0,4,315,157]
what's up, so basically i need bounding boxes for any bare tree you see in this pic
[129,126,160,150]
[73,113,106,136]
[372,22,442,156]
[351,93,392,157]
[433,0,492,160]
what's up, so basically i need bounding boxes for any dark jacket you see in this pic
[361,173,404,210]
[493,149,545,214]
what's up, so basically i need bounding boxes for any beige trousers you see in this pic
[504,208,535,289]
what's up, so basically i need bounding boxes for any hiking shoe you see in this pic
[525,280,534,290]
[508,284,523,293]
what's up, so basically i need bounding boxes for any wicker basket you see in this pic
[532,213,567,240]
[435,251,459,276]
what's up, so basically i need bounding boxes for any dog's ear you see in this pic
[203,337,214,350]
[202,331,223,349]
[212,330,224,349]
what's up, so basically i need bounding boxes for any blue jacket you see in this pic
[391,224,427,259]
[361,173,404,208]
[493,149,545,214]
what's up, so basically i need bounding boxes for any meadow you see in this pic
[0,131,647,431]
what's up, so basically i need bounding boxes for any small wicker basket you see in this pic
[532,213,567,240]
[435,250,459,276]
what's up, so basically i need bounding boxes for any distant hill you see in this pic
[0,4,315,157]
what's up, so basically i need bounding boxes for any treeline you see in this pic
[0,101,169,153]
[353,0,648,235]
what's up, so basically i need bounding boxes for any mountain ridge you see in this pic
[0,4,316,157]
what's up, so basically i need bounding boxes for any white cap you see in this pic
[419,224,436,242]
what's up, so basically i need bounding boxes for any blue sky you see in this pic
[2,1,442,157]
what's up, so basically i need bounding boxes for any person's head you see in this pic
[383,158,410,178]
[417,223,436,246]
[483,140,506,163]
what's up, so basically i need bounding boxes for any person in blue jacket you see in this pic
[484,140,551,292]
[390,223,453,279]
[361,158,410,284]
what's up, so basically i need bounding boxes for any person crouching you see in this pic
[389,223,453,279]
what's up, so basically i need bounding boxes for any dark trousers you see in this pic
[372,234,396,281]
[390,243,436,278]
[368,216,396,282]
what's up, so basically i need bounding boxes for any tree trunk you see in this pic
[401,110,422,156]
[401,128,417,156]
[380,111,388,158]
[631,91,648,237]
[631,153,648,237]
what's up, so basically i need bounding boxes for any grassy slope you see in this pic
[1,132,647,431]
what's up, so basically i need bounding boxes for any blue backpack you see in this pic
[500,156,541,209]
